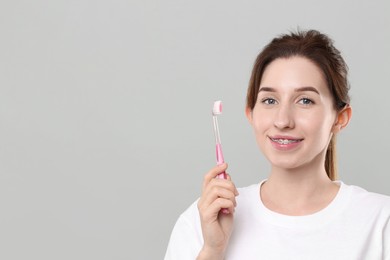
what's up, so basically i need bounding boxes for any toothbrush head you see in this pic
[212,100,223,116]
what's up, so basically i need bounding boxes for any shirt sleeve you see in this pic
[164,201,203,260]
[385,216,390,260]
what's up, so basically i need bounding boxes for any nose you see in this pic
[274,104,295,129]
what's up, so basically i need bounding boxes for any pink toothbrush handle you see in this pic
[216,143,225,165]
[216,143,229,214]
[216,143,226,179]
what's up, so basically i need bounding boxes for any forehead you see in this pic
[260,56,329,94]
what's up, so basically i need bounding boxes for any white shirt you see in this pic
[165,181,390,260]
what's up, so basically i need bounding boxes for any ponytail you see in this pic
[325,136,337,181]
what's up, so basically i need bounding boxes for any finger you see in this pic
[201,198,235,219]
[199,186,237,209]
[202,163,228,190]
[203,178,238,199]
[206,177,239,197]
[225,174,239,196]
[198,181,238,214]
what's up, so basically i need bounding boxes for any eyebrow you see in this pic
[258,86,320,95]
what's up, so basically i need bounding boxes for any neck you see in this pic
[261,161,339,216]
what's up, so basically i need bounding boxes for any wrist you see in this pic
[197,246,225,260]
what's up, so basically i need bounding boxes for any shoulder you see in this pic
[165,200,203,259]
[232,182,263,218]
[344,182,390,214]
[237,182,261,197]
[347,183,390,204]
[236,182,261,205]
[176,199,201,226]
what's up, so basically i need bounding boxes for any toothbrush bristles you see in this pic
[212,100,223,115]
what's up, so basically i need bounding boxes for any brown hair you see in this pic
[246,29,350,180]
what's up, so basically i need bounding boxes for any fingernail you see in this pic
[221,208,230,214]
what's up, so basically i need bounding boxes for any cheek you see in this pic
[251,111,273,134]
[298,111,335,139]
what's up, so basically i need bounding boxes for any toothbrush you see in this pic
[212,100,227,180]
[212,101,229,214]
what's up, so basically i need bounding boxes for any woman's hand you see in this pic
[196,163,239,260]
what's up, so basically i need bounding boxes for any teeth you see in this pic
[272,138,300,145]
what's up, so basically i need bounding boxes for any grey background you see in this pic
[0,0,389,259]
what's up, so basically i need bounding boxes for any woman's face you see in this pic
[247,56,340,171]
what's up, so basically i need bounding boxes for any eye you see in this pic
[298,97,314,105]
[261,98,278,105]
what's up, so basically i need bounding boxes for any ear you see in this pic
[332,105,352,134]
[245,107,253,125]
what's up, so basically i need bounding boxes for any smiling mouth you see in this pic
[270,138,303,145]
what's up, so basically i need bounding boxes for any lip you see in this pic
[268,135,304,151]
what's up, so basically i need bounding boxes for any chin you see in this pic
[267,155,306,171]
[272,162,302,171]
[268,151,326,172]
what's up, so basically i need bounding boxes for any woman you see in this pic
[165,30,390,260]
